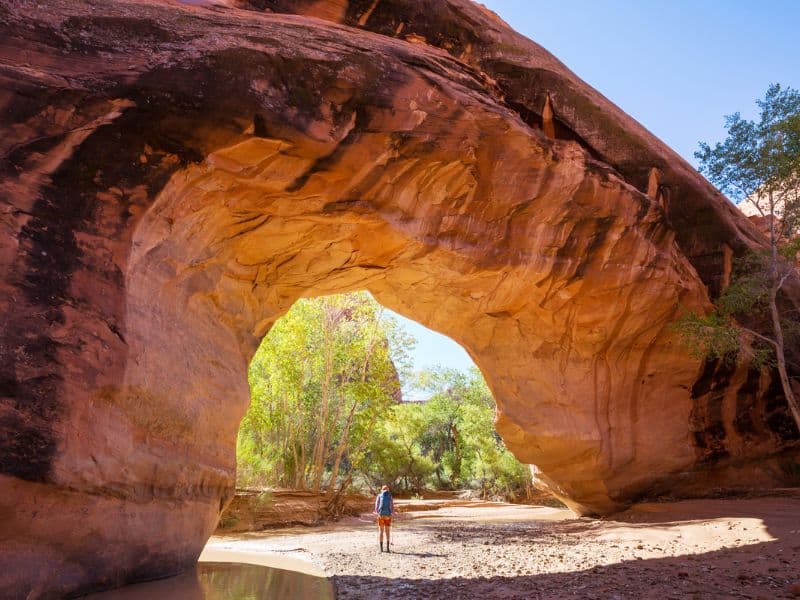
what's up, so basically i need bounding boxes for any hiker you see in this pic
[374,484,394,552]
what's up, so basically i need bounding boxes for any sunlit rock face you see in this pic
[1,0,798,596]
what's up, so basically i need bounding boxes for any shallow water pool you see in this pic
[83,562,334,600]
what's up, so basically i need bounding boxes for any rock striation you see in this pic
[0,0,798,596]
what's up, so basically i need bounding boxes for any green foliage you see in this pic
[237,292,410,491]
[238,293,531,499]
[357,367,531,499]
[675,249,777,367]
[695,83,800,206]
[679,84,800,429]
[780,236,800,261]
[357,401,437,491]
[675,307,759,366]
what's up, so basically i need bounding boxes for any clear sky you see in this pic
[392,1,800,378]
[481,0,800,162]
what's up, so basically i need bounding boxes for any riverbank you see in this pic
[215,489,557,533]
[206,492,800,599]
[216,489,375,532]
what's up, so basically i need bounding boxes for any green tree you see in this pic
[684,83,800,429]
[366,403,437,493]
[239,297,531,501]
[237,292,412,497]
[360,366,531,499]
[414,367,492,488]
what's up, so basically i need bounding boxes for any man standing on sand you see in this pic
[374,485,395,552]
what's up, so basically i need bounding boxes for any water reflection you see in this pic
[84,562,334,600]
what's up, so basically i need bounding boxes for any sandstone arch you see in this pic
[1,0,798,596]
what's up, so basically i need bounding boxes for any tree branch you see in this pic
[738,326,779,350]
[777,271,792,291]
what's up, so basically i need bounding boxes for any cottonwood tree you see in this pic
[237,291,412,500]
[359,367,531,499]
[681,83,800,430]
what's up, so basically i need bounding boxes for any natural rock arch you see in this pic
[1,0,798,596]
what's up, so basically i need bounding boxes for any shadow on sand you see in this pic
[335,496,800,599]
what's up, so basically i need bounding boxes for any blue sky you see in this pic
[392,0,800,378]
[483,0,800,162]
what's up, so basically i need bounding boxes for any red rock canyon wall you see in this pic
[0,0,798,596]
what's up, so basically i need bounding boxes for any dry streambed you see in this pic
[205,494,800,599]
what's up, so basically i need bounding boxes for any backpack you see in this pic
[377,490,393,516]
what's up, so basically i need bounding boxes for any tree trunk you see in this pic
[451,423,462,487]
[287,412,298,487]
[326,383,364,489]
[768,287,800,431]
[328,328,381,494]
[339,409,380,497]
[295,441,306,489]
[766,190,800,432]
[311,320,334,492]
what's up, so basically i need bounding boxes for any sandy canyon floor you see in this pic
[203,493,800,600]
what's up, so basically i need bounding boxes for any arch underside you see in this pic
[1,1,798,597]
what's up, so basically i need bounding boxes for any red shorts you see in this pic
[377,515,392,526]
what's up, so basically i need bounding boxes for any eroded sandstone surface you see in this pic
[1,0,798,596]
